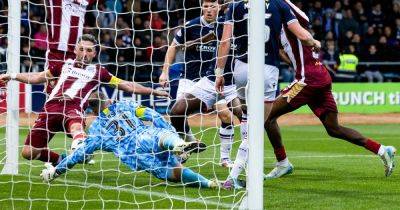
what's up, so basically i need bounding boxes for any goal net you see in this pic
[0,0,264,209]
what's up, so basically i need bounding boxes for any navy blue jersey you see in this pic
[225,0,297,67]
[174,16,217,81]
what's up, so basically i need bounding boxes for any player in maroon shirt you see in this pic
[44,0,95,93]
[0,34,169,166]
[264,0,396,179]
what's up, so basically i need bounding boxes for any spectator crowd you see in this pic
[0,0,399,82]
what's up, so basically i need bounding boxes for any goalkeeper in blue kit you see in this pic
[40,100,220,188]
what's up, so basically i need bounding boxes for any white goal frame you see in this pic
[1,0,20,175]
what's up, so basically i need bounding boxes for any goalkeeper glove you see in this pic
[40,163,59,183]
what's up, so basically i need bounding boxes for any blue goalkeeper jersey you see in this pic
[55,101,177,176]
[89,100,175,139]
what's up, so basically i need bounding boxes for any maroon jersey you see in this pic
[281,0,331,87]
[46,59,113,110]
[45,0,95,53]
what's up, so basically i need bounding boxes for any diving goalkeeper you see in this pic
[40,100,219,188]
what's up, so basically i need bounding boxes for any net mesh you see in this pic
[0,0,246,208]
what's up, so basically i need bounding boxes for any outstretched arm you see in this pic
[55,137,101,175]
[0,70,54,85]
[114,78,170,98]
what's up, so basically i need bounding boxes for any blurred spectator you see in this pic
[133,37,147,62]
[377,35,396,61]
[150,13,166,30]
[353,1,368,34]
[337,45,359,81]
[323,40,340,72]
[351,33,362,54]
[97,4,116,29]
[339,9,359,39]
[3,0,399,82]
[360,45,384,82]
[146,36,167,62]
[121,29,133,47]
[363,26,379,46]
[32,25,47,58]
[369,3,385,28]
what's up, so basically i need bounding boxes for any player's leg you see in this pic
[172,79,197,141]
[263,96,297,179]
[319,112,396,176]
[321,112,396,176]
[264,82,309,179]
[313,85,396,176]
[222,60,249,188]
[65,109,96,164]
[214,101,236,168]
[22,113,62,166]
[167,164,218,188]
[65,110,87,151]
[170,93,203,142]
[158,131,207,156]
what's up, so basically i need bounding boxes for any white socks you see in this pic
[276,157,289,167]
[219,126,234,160]
[378,145,386,156]
[229,137,248,180]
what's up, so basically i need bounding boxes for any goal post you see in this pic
[247,0,265,209]
[1,0,20,175]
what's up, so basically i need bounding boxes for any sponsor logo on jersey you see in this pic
[196,45,216,52]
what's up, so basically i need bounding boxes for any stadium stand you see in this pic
[0,0,399,82]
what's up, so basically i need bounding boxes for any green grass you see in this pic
[0,124,399,209]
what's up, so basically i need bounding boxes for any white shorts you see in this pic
[233,59,279,101]
[190,77,237,109]
[176,79,196,100]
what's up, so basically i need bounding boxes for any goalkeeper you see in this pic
[40,100,219,188]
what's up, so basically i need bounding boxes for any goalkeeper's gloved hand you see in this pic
[40,163,59,183]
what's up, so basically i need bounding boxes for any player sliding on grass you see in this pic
[40,100,221,189]
[215,0,320,189]
[0,34,169,166]
[264,0,396,179]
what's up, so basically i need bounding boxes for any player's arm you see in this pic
[184,31,216,49]
[0,70,55,85]
[160,41,178,87]
[112,77,169,98]
[135,105,175,131]
[215,23,233,93]
[279,0,321,50]
[41,138,102,182]
[286,22,320,49]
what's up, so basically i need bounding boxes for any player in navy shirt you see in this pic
[214,0,321,189]
[159,0,243,168]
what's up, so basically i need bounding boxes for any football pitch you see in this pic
[0,124,399,209]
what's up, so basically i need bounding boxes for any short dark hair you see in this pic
[202,0,218,4]
[78,34,97,45]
